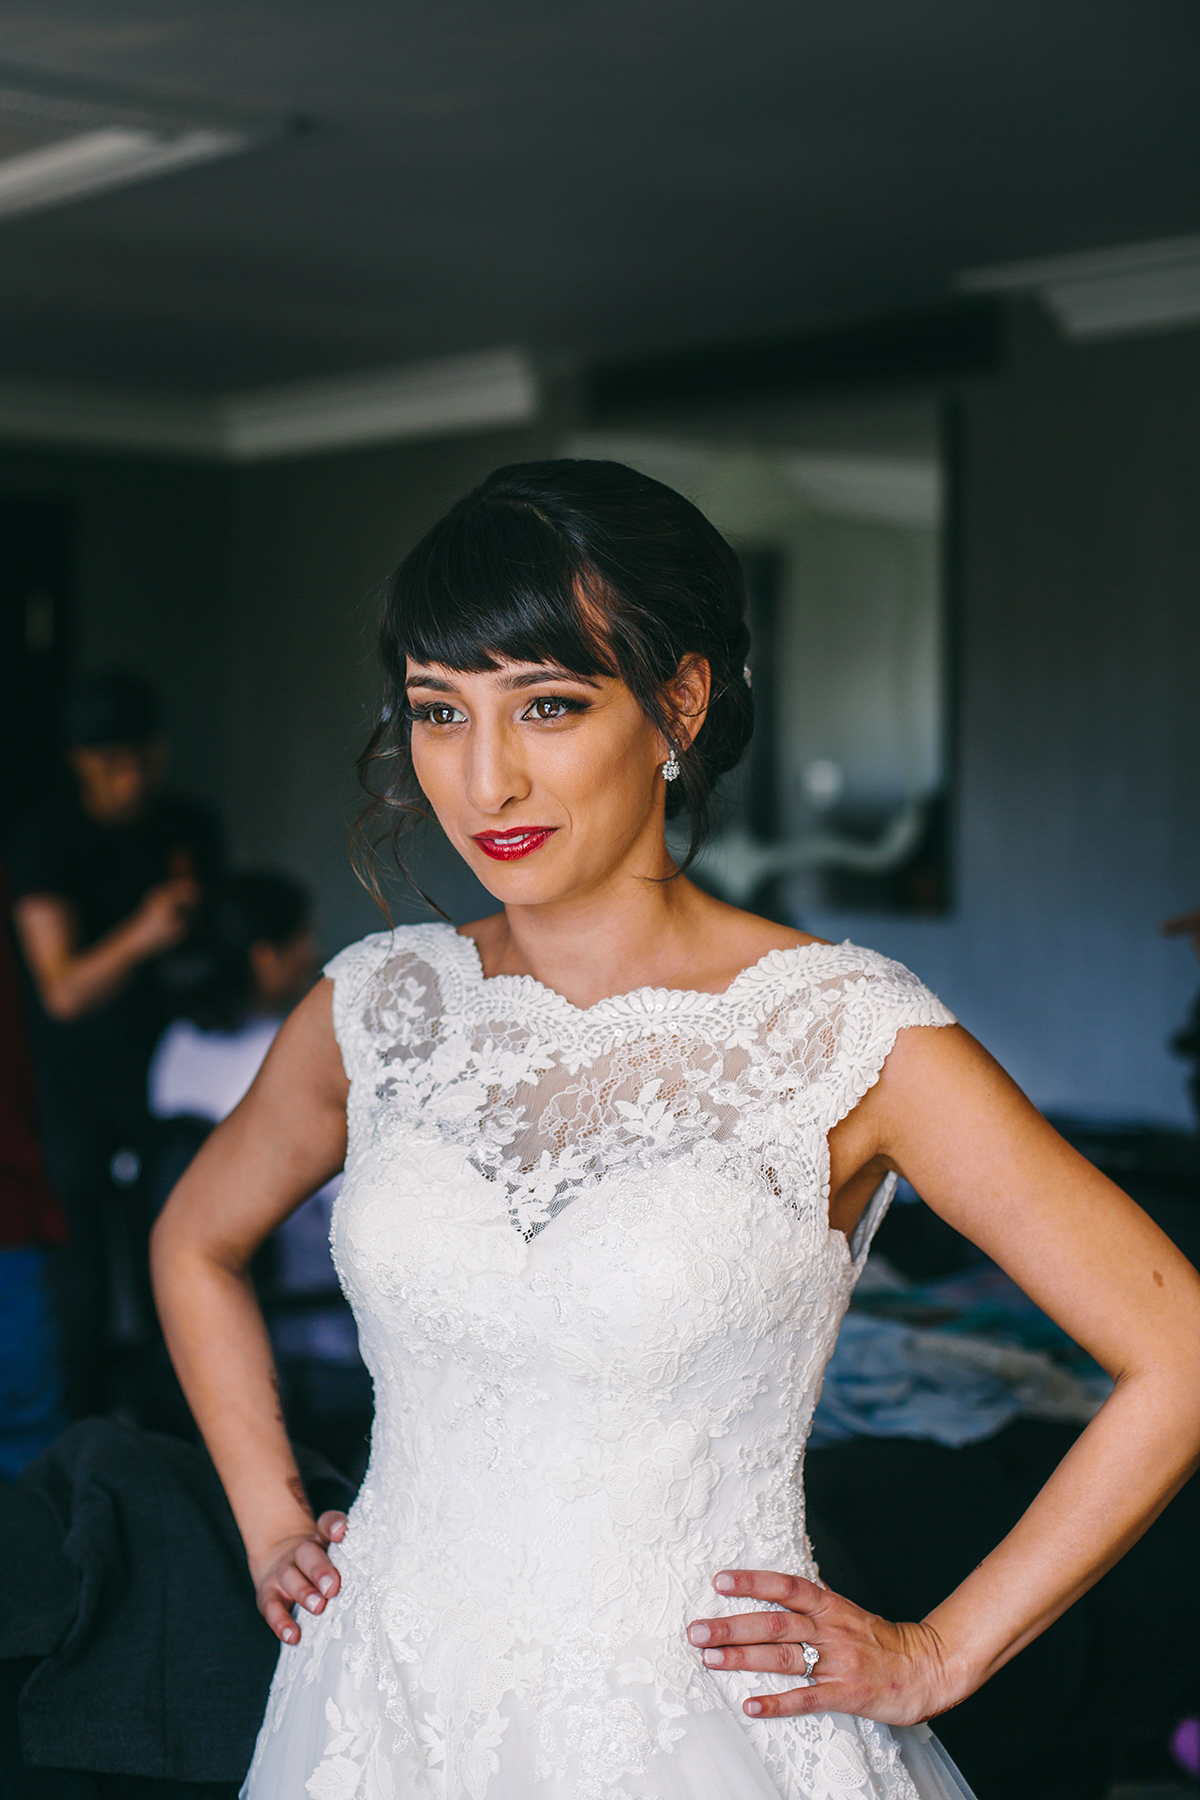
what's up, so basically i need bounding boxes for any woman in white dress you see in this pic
[152,461,1200,1800]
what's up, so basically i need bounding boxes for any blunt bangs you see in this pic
[387,498,619,683]
[357,458,754,917]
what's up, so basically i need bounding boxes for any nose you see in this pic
[464,718,530,816]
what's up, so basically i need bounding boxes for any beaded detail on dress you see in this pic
[243,925,966,1800]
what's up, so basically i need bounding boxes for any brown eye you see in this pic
[528,695,581,721]
[409,702,465,726]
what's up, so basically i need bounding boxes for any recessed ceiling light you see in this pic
[0,64,291,223]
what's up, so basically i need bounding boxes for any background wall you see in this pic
[808,305,1200,1124]
[5,303,1200,1124]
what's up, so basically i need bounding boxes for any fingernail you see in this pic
[702,1649,724,1667]
[714,1573,735,1593]
[319,1575,335,1596]
[745,1700,763,1716]
[688,1624,710,1645]
[284,1628,298,1644]
[305,1594,322,1612]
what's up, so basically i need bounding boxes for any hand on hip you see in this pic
[687,1568,957,1726]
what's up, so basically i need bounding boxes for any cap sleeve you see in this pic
[805,946,956,1135]
[322,931,396,1086]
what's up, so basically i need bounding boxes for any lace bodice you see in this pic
[245,925,959,1800]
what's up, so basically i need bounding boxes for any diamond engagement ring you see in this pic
[799,1642,820,1685]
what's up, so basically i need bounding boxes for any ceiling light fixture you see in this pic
[0,64,291,223]
[0,124,249,222]
[956,233,1200,340]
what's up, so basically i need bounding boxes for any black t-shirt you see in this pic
[8,793,223,1131]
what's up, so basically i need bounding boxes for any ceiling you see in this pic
[0,0,1197,395]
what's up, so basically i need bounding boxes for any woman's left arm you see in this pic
[690,1023,1200,1724]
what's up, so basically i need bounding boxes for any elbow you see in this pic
[149,1203,192,1290]
[147,1208,176,1302]
[148,1203,201,1308]
[1117,1312,1200,1445]
[40,980,86,1022]
[149,1202,248,1307]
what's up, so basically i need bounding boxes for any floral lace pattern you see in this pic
[243,926,961,1800]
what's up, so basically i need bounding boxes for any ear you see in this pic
[665,655,711,752]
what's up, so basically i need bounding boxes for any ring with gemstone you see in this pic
[800,1642,820,1684]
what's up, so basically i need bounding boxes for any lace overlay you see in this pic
[244,926,967,1800]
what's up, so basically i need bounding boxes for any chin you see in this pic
[462,846,578,907]
[471,867,568,906]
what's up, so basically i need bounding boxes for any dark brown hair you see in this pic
[355,458,753,911]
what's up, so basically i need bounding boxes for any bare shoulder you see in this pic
[254,978,348,1108]
[832,1019,1046,1188]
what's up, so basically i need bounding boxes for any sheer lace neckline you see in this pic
[450,924,840,1019]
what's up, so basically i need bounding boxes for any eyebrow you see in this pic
[405,666,603,694]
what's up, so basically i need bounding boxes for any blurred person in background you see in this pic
[0,866,66,1476]
[7,670,222,1417]
[149,870,320,1128]
[147,871,367,1475]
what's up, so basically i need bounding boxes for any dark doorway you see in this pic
[0,498,74,854]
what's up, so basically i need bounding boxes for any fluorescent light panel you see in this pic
[0,66,274,221]
[957,234,1200,339]
[0,125,249,221]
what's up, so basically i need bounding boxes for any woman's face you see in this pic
[406,657,701,906]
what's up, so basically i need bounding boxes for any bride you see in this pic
[152,460,1200,1800]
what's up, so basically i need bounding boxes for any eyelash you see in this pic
[406,695,589,727]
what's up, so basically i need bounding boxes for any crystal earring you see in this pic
[661,740,681,782]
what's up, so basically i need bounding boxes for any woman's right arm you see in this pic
[150,977,351,1645]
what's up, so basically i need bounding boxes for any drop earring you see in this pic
[661,740,681,782]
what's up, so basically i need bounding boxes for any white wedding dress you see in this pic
[243,924,978,1800]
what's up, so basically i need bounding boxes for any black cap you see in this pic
[63,671,161,748]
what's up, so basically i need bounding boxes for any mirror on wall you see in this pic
[568,397,950,920]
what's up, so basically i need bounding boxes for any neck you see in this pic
[476,857,728,1009]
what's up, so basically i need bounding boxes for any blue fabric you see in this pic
[0,1246,65,1476]
[811,1262,1112,1450]
[809,1311,1029,1449]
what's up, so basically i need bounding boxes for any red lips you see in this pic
[472,828,557,861]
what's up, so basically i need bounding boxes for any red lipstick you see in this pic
[473,827,557,862]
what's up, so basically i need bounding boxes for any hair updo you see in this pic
[356,458,754,909]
